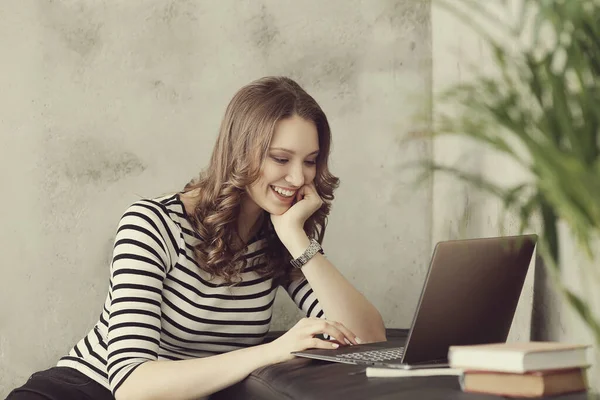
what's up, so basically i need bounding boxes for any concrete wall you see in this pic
[0,0,432,395]
[431,0,535,345]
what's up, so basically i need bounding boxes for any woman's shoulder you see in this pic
[151,192,188,220]
[119,193,188,231]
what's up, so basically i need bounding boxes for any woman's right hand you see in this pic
[266,317,360,364]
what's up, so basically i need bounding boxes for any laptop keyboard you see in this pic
[336,347,404,362]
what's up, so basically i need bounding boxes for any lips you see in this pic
[271,185,295,197]
[270,185,296,203]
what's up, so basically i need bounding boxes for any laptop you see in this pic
[292,234,537,369]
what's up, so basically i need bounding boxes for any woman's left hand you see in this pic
[270,183,323,246]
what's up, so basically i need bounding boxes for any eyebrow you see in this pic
[269,147,319,156]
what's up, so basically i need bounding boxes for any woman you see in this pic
[8,76,386,400]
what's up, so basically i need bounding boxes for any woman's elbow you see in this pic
[373,324,388,342]
[364,313,387,343]
[114,381,144,400]
[114,387,131,400]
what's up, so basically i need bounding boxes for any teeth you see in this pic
[272,186,295,197]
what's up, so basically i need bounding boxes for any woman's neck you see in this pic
[181,188,264,247]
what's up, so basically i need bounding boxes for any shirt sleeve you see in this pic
[106,200,177,395]
[282,276,326,319]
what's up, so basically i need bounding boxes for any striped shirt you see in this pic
[57,194,324,395]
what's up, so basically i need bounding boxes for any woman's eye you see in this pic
[271,157,288,164]
[304,160,317,166]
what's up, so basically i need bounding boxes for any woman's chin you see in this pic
[264,203,292,216]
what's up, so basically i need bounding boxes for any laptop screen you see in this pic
[400,234,537,365]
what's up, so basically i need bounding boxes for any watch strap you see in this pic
[290,238,323,269]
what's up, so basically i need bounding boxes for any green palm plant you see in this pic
[412,0,599,379]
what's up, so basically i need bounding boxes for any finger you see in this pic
[306,337,341,350]
[306,321,349,347]
[302,183,317,198]
[302,184,313,199]
[298,186,321,211]
[308,319,359,346]
[304,184,323,207]
[330,321,360,345]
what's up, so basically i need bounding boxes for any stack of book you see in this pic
[448,342,590,397]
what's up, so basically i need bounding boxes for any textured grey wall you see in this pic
[0,0,432,395]
[430,3,535,345]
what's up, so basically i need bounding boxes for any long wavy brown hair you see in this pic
[183,76,340,285]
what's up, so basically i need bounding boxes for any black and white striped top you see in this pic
[57,194,324,395]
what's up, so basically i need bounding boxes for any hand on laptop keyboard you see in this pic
[268,317,359,363]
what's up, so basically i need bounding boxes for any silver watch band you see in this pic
[290,238,323,269]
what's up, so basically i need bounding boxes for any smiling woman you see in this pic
[7,76,386,400]
[181,77,340,287]
[248,116,320,219]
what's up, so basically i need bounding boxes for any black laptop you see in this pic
[292,234,537,369]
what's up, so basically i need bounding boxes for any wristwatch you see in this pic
[290,238,324,269]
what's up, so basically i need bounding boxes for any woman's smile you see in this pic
[270,185,297,203]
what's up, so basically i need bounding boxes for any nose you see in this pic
[285,162,305,188]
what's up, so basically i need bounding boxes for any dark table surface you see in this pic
[213,329,594,400]
[215,357,592,400]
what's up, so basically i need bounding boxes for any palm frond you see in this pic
[416,0,600,350]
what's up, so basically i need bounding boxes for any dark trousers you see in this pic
[6,367,114,400]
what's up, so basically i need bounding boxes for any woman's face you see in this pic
[246,114,320,216]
